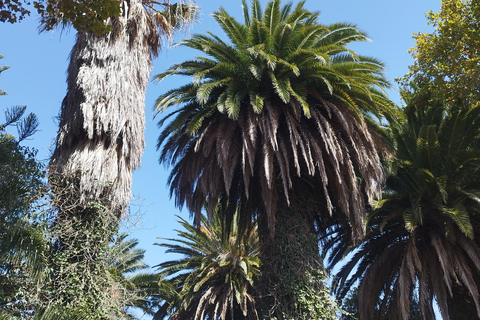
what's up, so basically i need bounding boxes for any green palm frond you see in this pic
[324,100,480,320]
[155,0,395,240]
[153,210,260,320]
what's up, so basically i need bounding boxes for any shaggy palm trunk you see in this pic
[49,3,152,215]
[258,194,337,320]
[44,1,155,316]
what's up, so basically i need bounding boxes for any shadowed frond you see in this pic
[324,100,480,320]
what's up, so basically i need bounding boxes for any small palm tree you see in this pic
[106,233,161,318]
[324,99,480,320]
[152,211,260,320]
[155,0,394,317]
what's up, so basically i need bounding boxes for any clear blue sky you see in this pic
[1,0,440,300]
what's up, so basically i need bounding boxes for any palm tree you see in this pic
[152,210,260,320]
[155,0,393,317]
[43,2,196,316]
[107,233,161,319]
[324,99,480,320]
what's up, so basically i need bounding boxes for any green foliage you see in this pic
[399,0,480,105]
[35,0,121,34]
[39,204,155,319]
[39,206,120,319]
[324,99,480,319]
[39,207,160,319]
[0,108,42,219]
[36,0,197,36]
[156,0,393,123]
[0,88,45,319]
[0,0,31,23]
[0,0,120,33]
[1,0,196,36]
[107,233,161,317]
[153,211,260,320]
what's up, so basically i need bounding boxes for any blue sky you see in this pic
[1,0,440,300]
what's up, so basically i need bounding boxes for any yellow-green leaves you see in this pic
[39,0,122,34]
[400,0,480,105]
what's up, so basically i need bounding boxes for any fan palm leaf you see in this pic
[48,0,197,215]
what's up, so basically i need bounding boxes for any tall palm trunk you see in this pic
[43,1,162,316]
[258,191,337,320]
[49,0,157,216]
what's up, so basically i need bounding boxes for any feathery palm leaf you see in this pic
[107,233,161,318]
[324,100,480,320]
[155,0,395,240]
[153,211,260,320]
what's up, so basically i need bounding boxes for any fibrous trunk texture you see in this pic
[258,197,337,320]
[49,0,156,215]
[44,2,157,316]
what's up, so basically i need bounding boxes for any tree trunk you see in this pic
[43,1,157,316]
[258,196,337,320]
[48,0,156,216]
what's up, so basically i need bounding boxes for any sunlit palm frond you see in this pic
[156,0,394,239]
[153,210,260,320]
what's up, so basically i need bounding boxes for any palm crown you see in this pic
[156,0,394,237]
[325,100,480,320]
[153,212,260,320]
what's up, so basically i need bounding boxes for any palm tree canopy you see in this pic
[325,100,480,320]
[156,0,395,237]
[153,212,260,320]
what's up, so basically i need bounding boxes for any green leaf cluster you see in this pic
[35,0,122,34]
[156,0,394,126]
[399,0,480,105]
[0,0,31,23]
[153,210,260,320]
[0,108,46,319]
